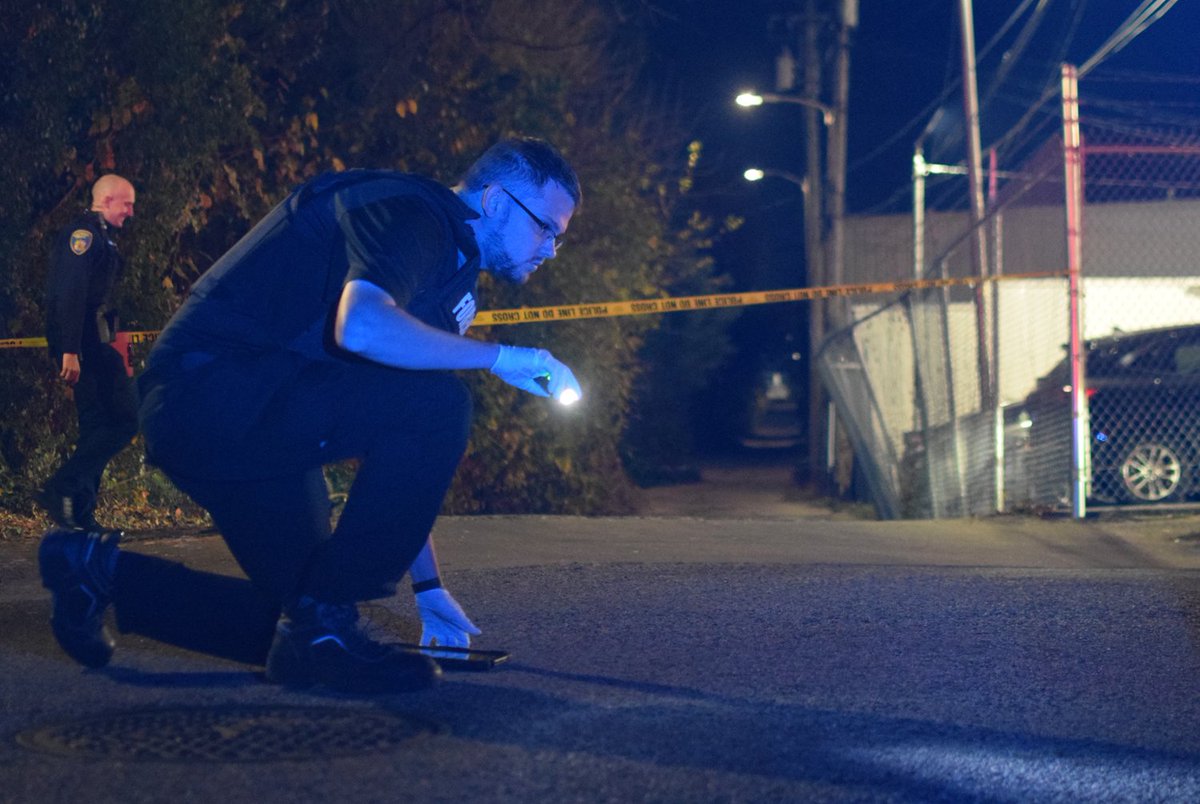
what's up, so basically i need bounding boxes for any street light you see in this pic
[743,167,807,191]
[736,90,835,127]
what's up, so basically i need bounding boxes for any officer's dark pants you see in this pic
[116,353,473,665]
[44,342,139,523]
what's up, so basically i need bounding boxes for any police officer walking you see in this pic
[39,174,139,532]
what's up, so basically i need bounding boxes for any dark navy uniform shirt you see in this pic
[149,171,481,369]
[45,210,124,356]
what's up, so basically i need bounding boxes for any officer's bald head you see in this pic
[91,175,136,228]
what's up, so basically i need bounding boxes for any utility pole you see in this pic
[824,0,855,329]
[957,0,993,406]
[824,0,855,494]
[757,1,852,490]
[803,0,826,487]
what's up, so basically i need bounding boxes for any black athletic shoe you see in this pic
[265,597,441,694]
[38,529,121,668]
[77,514,122,538]
[36,489,83,530]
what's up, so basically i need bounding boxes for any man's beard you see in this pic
[481,229,528,284]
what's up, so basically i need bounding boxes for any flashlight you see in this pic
[535,373,581,405]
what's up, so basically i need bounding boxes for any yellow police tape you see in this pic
[474,270,1064,326]
[0,271,1066,347]
[0,337,48,349]
[0,331,160,350]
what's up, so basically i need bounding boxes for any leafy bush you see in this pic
[0,0,731,519]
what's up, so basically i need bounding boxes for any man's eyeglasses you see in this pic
[500,187,564,251]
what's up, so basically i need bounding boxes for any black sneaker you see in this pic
[36,489,83,530]
[77,513,122,538]
[264,597,441,694]
[38,529,121,668]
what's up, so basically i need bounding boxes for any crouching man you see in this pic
[39,138,582,693]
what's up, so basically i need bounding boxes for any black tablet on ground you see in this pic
[398,644,511,671]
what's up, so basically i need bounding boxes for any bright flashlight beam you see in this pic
[556,388,581,406]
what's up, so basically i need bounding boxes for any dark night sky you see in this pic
[647,1,1199,216]
[648,1,1200,217]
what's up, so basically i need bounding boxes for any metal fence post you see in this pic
[1061,63,1088,519]
[988,148,1004,513]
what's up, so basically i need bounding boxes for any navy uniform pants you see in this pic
[44,342,139,524]
[115,352,472,665]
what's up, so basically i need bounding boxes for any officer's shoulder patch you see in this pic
[69,230,93,256]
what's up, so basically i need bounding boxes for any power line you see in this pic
[852,0,1185,212]
[1078,0,1181,77]
[988,0,1181,157]
[848,0,1054,177]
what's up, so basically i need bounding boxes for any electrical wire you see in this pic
[966,0,1082,163]
[979,0,1053,111]
[847,0,1049,177]
[1078,0,1181,77]
[988,0,1180,158]
[854,0,1186,213]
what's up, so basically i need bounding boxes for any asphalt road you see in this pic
[3,472,1200,802]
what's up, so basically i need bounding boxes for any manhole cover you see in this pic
[16,705,439,762]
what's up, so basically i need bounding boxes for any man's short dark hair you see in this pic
[461,137,581,207]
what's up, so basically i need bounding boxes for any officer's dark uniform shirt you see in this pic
[45,210,124,356]
[149,171,481,369]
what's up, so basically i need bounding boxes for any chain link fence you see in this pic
[820,67,1200,518]
[1066,128,1200,506]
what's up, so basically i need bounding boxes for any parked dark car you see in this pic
[1019,324,1200,504]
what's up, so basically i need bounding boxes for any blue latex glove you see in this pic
[490,345,582,403]
[415,588,481,648]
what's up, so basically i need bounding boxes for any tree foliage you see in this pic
[0,0,733,519]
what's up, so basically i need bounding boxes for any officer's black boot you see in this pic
[265,597,441,694]
[38,529,121,668]
[36,488,83,531]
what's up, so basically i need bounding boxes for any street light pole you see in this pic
[736,91,836,126]
[957,0,994,409]
[743,167,807,187]
[736,0,850,491]
[803,0,827,489]
[823,0,856,496]
[825,0,855,331]
[743,163,821,484]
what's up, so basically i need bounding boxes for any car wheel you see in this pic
[1116,438,1192,503]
